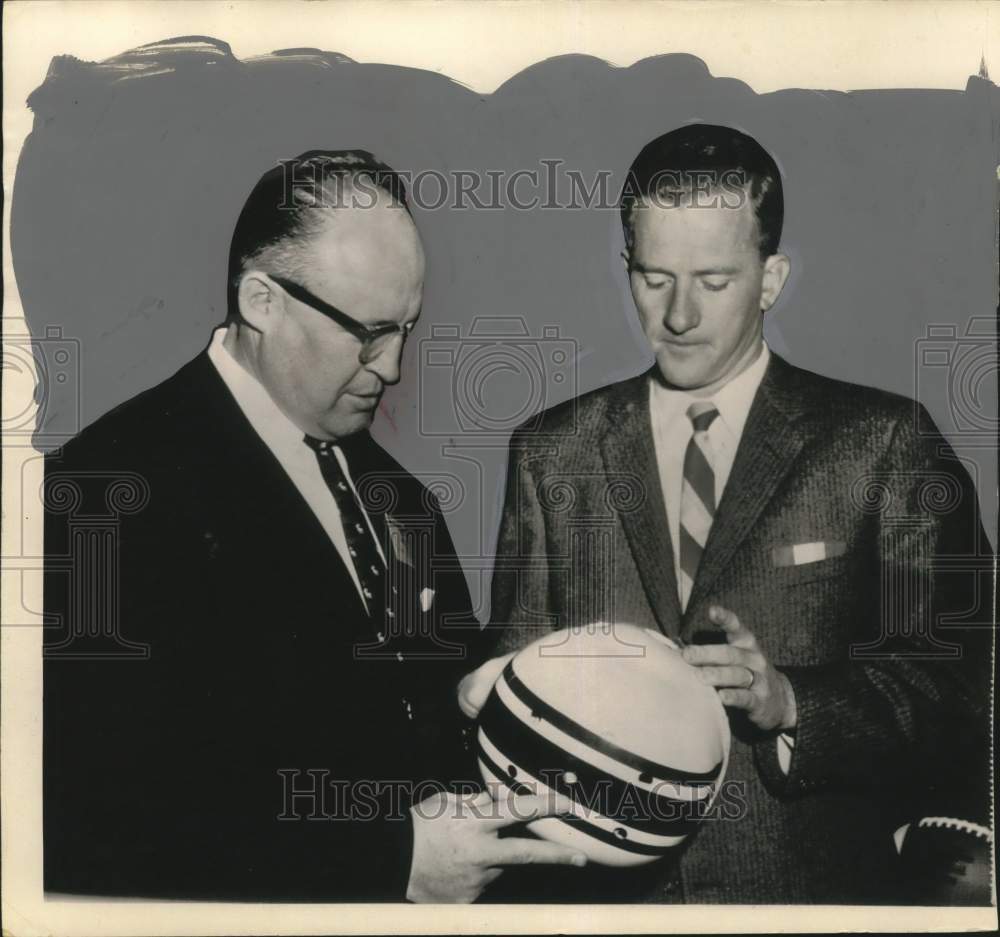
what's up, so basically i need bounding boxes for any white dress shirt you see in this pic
[207,328,384,608]
[650,343,771,587]
[648,343,794,771]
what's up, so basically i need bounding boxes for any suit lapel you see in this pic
[181,353,370,628]
[686,354,810,614]
[599,373,683,638]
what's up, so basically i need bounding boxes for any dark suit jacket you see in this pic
[486,354,992,904]
[43,352,480,901]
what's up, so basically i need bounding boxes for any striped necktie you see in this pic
[679,402,719,611]
[304,436,387,621]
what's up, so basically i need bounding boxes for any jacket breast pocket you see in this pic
[770,551,851,587]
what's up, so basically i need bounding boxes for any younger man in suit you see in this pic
[464,125,993,903]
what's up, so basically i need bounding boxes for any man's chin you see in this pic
[321,408,376,441]
[654,355,715,392]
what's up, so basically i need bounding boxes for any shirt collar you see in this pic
[207,327,307,455]
[649,342,771,439]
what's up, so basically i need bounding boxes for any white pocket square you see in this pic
[419,587,435,612]
[772,541,846,567]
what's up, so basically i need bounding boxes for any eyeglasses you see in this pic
[268,274,416,364]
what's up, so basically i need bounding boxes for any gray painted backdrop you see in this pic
[12,38,998,619]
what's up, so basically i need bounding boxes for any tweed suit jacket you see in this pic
[485,353,992,904]
[43,352,480,901]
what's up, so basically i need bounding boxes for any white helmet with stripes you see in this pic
[477,623,731,866]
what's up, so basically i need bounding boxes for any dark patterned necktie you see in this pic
[304,435,387,621]
[679,402,719,611]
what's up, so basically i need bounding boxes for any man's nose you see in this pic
[363,336,404,386]
[663,282,699,335]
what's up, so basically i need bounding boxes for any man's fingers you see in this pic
[457,652,516,719]
[467,789,497,812]
[456,684,480,720]
[708,605,756,647]
[718,687,756,710]
[486,837,588,868]
[480,867,504,887]
[694,664,757,689]
[708,604,741,628]
[682,643,753,668]
[484,792,576,828]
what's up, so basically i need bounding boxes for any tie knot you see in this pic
[304,434,335,457]
[687,402,719,434]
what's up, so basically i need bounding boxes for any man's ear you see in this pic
[237,271,282,332]
[760,253,791,312]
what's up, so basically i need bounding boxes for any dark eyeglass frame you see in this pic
[268,274,415,362]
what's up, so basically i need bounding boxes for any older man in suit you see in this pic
[463,125,992,903]
[43,150,587,902]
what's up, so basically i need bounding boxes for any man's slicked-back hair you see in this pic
[226,149,410,321]
[620,124,783,260]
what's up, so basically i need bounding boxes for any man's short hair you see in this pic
[620,124,783,259]
[226,150,410,320]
